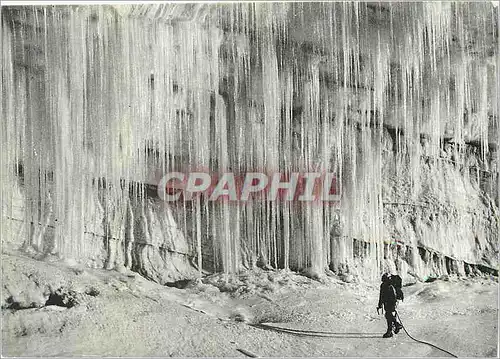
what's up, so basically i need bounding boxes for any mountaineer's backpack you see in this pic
[391,274,404,301]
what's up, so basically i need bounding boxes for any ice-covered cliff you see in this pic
[1,3,498,284]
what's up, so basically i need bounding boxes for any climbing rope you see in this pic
[253,315,459,358]
[395,311,458,358]
[251,323,379,338]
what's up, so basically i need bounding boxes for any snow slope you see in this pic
[2,251,497,357]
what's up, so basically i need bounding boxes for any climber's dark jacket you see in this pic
[378,281,397,310]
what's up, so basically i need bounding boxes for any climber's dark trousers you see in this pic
[384,305,398,332]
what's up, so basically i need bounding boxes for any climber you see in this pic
[377,273,403,338]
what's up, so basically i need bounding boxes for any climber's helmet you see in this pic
[381,272,391,283]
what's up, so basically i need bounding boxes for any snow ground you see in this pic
[2,251,498,357]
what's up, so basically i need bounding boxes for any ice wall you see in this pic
[1,3,498,283]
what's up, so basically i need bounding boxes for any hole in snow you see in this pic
[165,279,192,289]
[44,289,79,308]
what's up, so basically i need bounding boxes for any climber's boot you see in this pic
[382,330,393,338]
[394,322,403,334]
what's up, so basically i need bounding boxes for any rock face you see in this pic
[1,3,498,283]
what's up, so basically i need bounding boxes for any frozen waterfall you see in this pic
[1,3,498,283]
